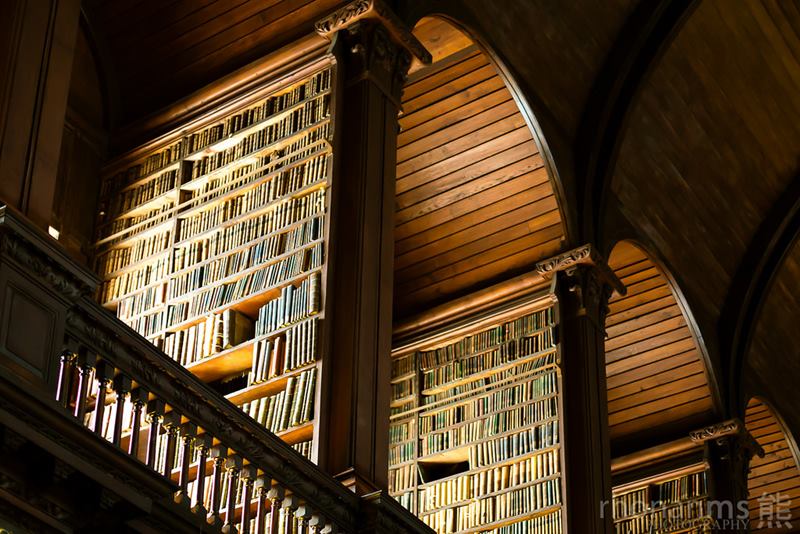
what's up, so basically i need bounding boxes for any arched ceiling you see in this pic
[606,241,716,454]
[393,18,566,317]
[746,398,800,531]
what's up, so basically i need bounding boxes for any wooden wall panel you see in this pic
[605,241,715,449]
[746,398,800,533]
[394,19,565,317]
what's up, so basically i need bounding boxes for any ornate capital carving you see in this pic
[535,244,625,296]
[339,19,413,98]
[315,0,431,65]
[688,418,742,443]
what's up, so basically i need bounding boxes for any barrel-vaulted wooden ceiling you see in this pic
[82,0,800,472]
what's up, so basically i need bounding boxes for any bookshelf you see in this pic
[612,466,711,534]
[94,57,336,462]
[389,295,565,534]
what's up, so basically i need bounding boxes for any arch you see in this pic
[745,397,800,530]
[578,0,699,245]
[393,16,569,317]
[604,240,718,451]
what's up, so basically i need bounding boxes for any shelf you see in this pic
[418,472,563,518]
[390,371,415,384]
[276,421,314,445]
[183,314,320,382]
[101,278,167,309]
[166,236,324,304]
[460,504,562,534]
[173,177,328,248]
[95,212,175,249]
[170,212,324,280]
[100,248,170,281]
[421,347,557,396]
[111,188,179,220]
[226,360,318,406]
[183,89,330,162]
[113,159,182,195]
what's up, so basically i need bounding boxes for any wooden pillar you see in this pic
[536,244,624,534]
[0,0,81,229]
[690,420,763,533]
[313,0,430,494]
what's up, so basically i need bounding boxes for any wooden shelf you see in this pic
[226,360,318,405]
[96,213,175,249]
[460,504,562,534]
[421,347,557,396]
[183,90,330,162]
[111,188,179,219]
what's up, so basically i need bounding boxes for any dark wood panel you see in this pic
[747,398,800,533]
[605,241,715,446]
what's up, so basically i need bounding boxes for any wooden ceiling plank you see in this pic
[402,49,485,101]
[403,63,497,116]
[395,207,561,271]
[396,152,547,222]
[605,303,682,339]
[608,361,706,401]
[606,348,698,387]
[609,389,713,427]
[605,327,694,364]
[398,89,512,148]
[605,295,676,327]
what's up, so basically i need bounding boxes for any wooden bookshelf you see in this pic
[389,294,565,534]
[93,57,336,463]
[612,465,711,534]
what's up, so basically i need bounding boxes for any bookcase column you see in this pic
[536,245,624,534]
[313,0,430,494]
[690,420,763,533]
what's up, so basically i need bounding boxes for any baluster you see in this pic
[222,455,243,534]
[128,388,148,459]
[295,504,313,534]
[308,514,326,534]
[320,524,336,534]
[161,411,180,476]
[176,422,196,506]
[55,349,76,408]
[254,477,270,534]
[282,496,298,534]
[267,485,285,534]
[208,445,227,527]
[145,399,165,469]
[73,350,96,421]
[239,466,256,534]
[92,360,114,437]
[192,434,212,516]
[111,375,131,447]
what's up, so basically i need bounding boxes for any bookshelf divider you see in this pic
[94,55,337,462]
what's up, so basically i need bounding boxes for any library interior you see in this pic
[0,0,799,533]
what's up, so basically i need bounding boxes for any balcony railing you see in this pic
[0,204,429,533]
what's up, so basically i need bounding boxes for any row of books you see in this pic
[185,70,331,155]
[166,242,323,326]
[392,378,414,402]
[97,229,171,274]
[188,98,329,183]
[117,284,165,320]
[248,318,318,385]
[466,421,560,468]
[255,272,321,336]
[162,310,254,367]
[422,352,557,407]
[392,353,416,378]
[292,440,312,460]
[389,463,416,493]
[420,397,558,456]
[390,419,415,444]
[99,255,170,304]
[105,202,174,239]
[239,368,316,433]
[496,510,562,534]
[102,138,183,197]
[167,217,322,301]
[418,309,554,369]
[173,188,326,272]
[110,169,177,217]
[123,308,167,338]
[653,472,707,506]
[419,372,558,434]
[421,330,555,390]
[420,449,561,514]
[394,492,413,511]
[389,441,415,466]
[179,153,328,242]
[614,500,708,534]
[422,479,561,532]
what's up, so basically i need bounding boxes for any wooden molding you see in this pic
[314,0,431,65]
[535,243,625,295]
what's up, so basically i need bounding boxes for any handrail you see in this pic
[0,204,431,534]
